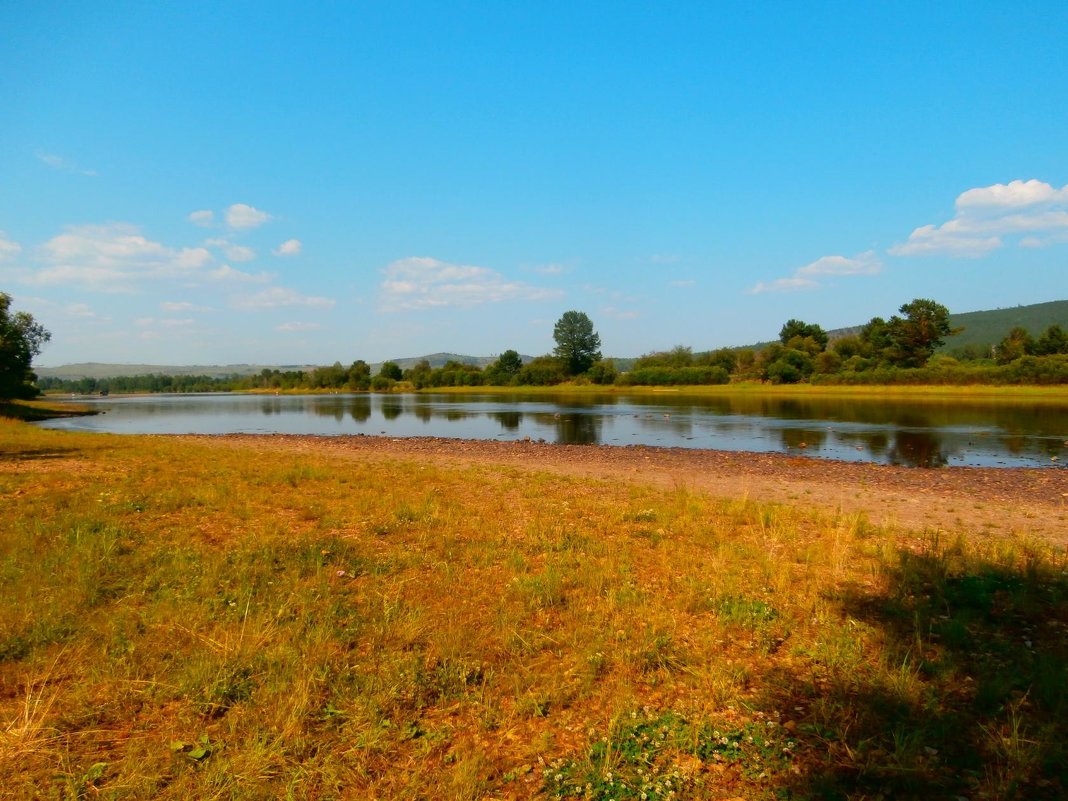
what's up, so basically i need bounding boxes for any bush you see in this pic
[616,366,729,386]
[515,357,567,386]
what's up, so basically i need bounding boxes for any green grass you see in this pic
[1,420,1066,799]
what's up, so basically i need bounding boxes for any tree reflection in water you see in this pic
[380,397,403,421]
[490,411,522,431]
[348,397,371,423]
[554,413,601,445]
[889,429,949,467]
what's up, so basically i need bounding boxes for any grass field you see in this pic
[421,382,1068,402]
[2,419,1066,799]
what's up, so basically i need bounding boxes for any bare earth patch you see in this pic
[182,434,1068,545]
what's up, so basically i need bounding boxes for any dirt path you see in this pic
[183,434,1068,545]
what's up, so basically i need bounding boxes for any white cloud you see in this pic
[234,286,335,310]
[136,317,194,328]
[27,223,213,291]
[891,179,1068,257]
[532,263,567,275]
[277,321,321,332]
[956,179,1068,211]
[188,210,214,227]
[751,251,881,294]
[65,303,99,319]
[601,306,640,320]
[889,227,1002,257]
[36,151,97,176]
[160,301,212,313]
[749,277,819,294]
[226,203,271,230]
[225,244,256,262]
[273,239,302,257]
[796,250,883,277]
[0,233,22,261]
[380,256,563,311]
[1020,231,1068,249]
[208,264,273,283]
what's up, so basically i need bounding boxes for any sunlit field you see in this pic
[2,419,1066,799]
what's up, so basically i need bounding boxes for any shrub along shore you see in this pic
[2,418,1067,799]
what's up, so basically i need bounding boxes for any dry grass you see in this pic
[1,419,1066,799]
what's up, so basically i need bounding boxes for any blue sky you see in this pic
[2,2,1066,367]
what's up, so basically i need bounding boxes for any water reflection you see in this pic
[380,397,403,420]
[349,397,371,423]
[38,391,1067,469]
[553,413,601,445]
[888,429,948,468]
[779,427,828,452]
[490,411,522,430]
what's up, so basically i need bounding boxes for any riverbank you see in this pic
[0,398,97,422]
[3,420,1067,799]
[45,381,1068,403]
[191,433,1068,545]
[426,382,1068,402]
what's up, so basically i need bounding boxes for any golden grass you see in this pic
[1,419,1066,799]
[424,381,1068,403]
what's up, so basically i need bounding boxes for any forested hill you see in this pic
[939,300,1068,350]
[820,300,1067,351]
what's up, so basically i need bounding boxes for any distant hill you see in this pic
[938,300,1068,350]
[35,362,323,380]
[34,301,1067,380]
[36,354,535,380]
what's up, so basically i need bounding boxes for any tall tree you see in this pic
[552,311,602,375]
[0,292,51,399]
[887,298,953,368]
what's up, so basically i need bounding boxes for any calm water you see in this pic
[36,391,1068,468]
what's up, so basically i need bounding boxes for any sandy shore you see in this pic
[182,434,1068,545]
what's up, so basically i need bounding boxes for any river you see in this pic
[35,391,1068,468]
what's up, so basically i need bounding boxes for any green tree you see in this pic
[515,356,567,386]
[405,358,433,388]
[779,319,828,351]
[887,299,953,368]
[0,292,51,399]
[995,327,1035,364]
[378,361,402,381]
[347,360,371,391]
[552,311,602,375]
[705,347,738,374]
[586,359,618,385]
[1034,324,1068,356]
[483,349,524,386]
[859,317,894,359]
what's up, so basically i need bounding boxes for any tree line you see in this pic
[10,299,1068,401]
